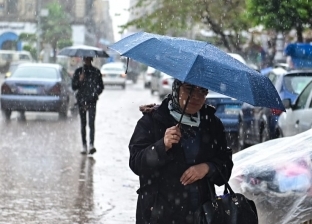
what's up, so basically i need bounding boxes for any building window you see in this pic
[8,0,18,14]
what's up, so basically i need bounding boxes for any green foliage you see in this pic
[40,1,72,61]
[57,39,73,49]
[124,0,196,35]
[19,33,37,43]
[23,45,37,59]
[246,0,312,32]
[122,0,250,51]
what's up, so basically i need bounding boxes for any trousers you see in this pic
[78,102,96,146]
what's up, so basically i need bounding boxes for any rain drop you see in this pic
[220,83,226,92]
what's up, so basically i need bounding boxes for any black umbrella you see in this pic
[58,45,109,58]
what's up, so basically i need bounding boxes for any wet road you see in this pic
[0,76,162,224]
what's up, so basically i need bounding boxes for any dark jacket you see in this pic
[72,65,104,105]
[129,98,233,224]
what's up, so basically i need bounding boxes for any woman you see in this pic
[129,79,233,224]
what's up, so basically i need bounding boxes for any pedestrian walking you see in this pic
[129,79,234,223]
[72,57,104,155]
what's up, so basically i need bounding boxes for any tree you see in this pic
[122,0,250,52]
[40,1,72,62]
[246,0,312,42]
[19,33,38,59]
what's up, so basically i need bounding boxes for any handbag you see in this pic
[194,167,258,224]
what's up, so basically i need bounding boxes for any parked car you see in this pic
[156,72,174,99]
[0,50,33,73]
[0,63,77,120]
[100,62,127,89]
[149,68,162,94]
[143,66,160,88]
[121,58,140,84]
[278,80,312,137]
[206,91,243,151]
[228,53,247,65]
[238,68,312,151]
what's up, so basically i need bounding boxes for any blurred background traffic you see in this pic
[0,0,312,223]
[0,0,311,162]
[0,0,312,152]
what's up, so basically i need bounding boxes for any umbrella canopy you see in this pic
[58,45,109,58]
[109,32,285,111]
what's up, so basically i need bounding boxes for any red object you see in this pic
[271,108,283,115]
[1,83,12,94]
[162,79,169,85]
[49,83,61,95]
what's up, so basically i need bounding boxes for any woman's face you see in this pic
[178,84,208,114]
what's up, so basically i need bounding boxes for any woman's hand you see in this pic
[180,163,209,185]
[164,125,181,151]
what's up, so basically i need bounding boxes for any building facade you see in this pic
[0,0,114,50]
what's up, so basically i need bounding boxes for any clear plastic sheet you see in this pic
[217,129,312,224]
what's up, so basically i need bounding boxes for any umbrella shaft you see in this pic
[178,87,194,126]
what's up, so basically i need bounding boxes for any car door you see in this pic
[297,82,312,134]
[285,81,312,136]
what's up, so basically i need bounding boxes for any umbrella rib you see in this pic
[245,74,257,106]
[184,43,209,83]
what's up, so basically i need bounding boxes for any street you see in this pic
[0,77,161,224]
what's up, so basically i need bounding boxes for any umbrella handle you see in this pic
[125,57,129,74]
[177,86,194,126]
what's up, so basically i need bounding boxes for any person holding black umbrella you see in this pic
[72,57,104,155]
[129,79,233,223]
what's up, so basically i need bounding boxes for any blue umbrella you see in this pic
[110,32,285,111]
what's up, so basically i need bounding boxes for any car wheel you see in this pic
[121,84,126,89]
[144,82,150,88]
[151,89,155,95]
[19,111,26,121]
[275,128,283,138]
[238,121,247,151]
[261,124,270,142]
[1,109,11,121]
[59,101,69,119]
[59,111,68,119]
[70,105,79,118]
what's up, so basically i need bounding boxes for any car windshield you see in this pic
[11,67,58,79]
[284,74,312,94]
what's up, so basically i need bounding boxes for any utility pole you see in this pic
[36,0,42,62]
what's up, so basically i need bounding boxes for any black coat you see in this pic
[129,98,233,224]
[72,65,104,105]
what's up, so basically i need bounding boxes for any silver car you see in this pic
[143,66,160,88]
[156,72,174,99]
[100,62,127,89]
[0,63,77,120]
[278,80,312,137]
